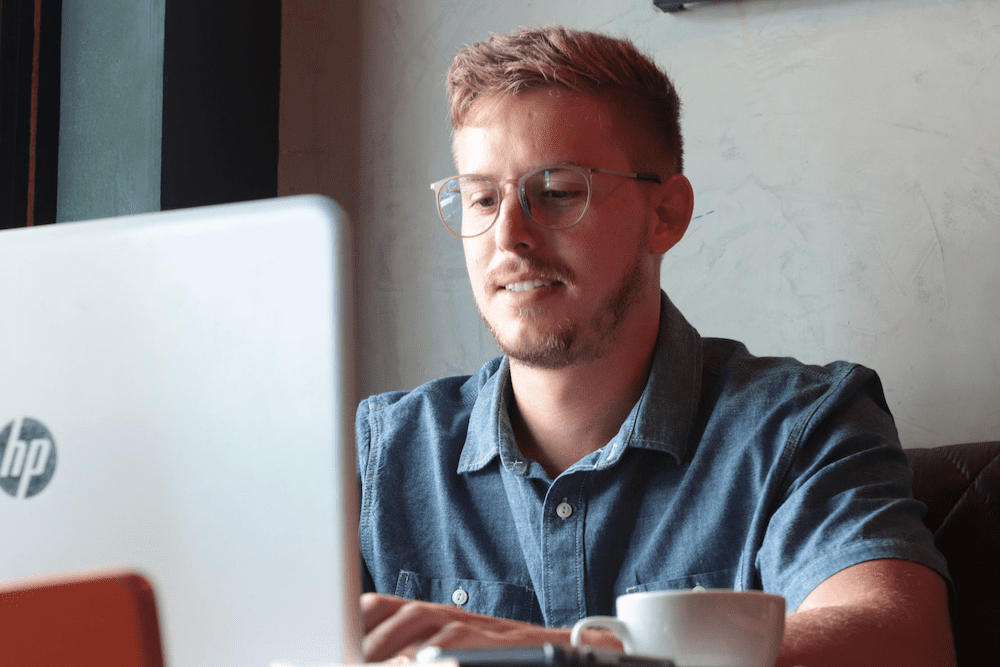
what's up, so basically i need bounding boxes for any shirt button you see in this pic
[451,588,469,606]
[556,502,573,519]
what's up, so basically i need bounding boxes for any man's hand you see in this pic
[361,593,565,662]
[361,593,619,663]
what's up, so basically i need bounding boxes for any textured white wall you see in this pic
[356,0,1000,448]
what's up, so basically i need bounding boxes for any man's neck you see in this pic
[507,298,661,479]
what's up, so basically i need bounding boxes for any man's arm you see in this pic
[361,558,954,665]
[777,559,955,667]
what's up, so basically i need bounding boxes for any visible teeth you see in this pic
[505,280,551,292]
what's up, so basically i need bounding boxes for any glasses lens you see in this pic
[521,168,590,228]
[437,176,499,237]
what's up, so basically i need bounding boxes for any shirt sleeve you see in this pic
[755,364,952,612]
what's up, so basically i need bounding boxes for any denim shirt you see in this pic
[356,293,949,628]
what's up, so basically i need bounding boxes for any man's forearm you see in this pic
[777,604,956,667]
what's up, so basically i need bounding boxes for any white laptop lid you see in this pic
[0,196,361,666]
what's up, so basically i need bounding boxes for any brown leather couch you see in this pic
[906,441,1000,666]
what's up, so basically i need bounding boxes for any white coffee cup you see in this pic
[570,589,785,667]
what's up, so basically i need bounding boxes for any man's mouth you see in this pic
[504,280,553,292]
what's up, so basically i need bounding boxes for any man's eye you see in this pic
[527,170,588,207]
[466,192,497,209]
[455,177,494,208]
[535,180,587,206]
[540,184,585,200]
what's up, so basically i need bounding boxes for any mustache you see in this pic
[487,256,576,286]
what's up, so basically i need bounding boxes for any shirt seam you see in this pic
[740,364,860,588]
[359,395,382,570]
[775,364,861,491]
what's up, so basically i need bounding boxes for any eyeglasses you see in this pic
[429,165,662,238]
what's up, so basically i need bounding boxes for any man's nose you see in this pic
[494,182,536,251]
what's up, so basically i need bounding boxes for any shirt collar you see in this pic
[457,291,703,474]
[458,355,522,474]
[618,291,703,461]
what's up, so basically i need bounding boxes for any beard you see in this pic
[480,249,648,370]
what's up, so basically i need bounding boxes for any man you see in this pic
[358,27,955,666]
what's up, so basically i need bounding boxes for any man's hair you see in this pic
[447,26,684,174]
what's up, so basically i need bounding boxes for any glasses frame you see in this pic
[429,164,662,238]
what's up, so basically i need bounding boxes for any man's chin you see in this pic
[505,345,576,370]
[490,324,584,370]
[483,317,577,369]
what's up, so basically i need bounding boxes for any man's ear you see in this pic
[648,173,694,255]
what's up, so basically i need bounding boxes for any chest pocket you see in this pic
[395,570,542,625]
[624,567,739,595]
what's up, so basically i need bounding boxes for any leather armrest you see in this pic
[905,441,1000,666]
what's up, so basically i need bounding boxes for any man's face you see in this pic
[454,89,665,369]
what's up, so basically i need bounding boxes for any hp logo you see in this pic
[0,418,57,499]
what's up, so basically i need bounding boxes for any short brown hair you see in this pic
[447,26,684,174]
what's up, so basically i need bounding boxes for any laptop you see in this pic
[0,196,362,666]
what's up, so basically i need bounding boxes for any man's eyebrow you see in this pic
[458,162,584,178]
[536,161,585,169]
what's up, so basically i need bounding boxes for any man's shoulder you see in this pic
[355,356,506,475]
[360,355,504,420]
[698,336,890,432]
[702,336,876,390]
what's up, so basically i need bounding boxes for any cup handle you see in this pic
[570,616,635,654]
